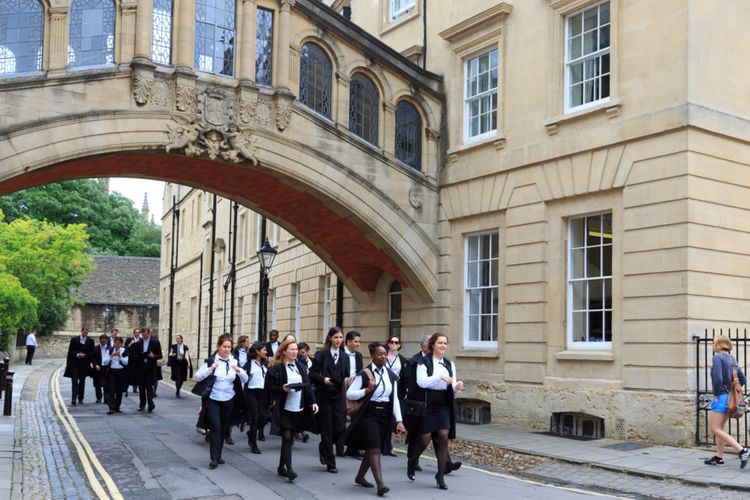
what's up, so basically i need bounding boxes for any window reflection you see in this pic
[195,0,236,76]
[0,0,44,76]
[69,0,115,68]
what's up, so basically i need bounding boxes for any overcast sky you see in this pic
[108,178,165,222]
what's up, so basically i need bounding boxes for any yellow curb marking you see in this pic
[51,364,123,500]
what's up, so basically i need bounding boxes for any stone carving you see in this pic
[256,98,272,126]
[276,102,293,131]
[199,87,234,125]
[239,96,257,124]
[132,69,153,105]
[176,80,196,112]
[165,116,259,165]
[408,187,423,209]
[150,78,171,108]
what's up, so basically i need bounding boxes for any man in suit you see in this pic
[91,334,112,404]
[131,327,162,412]
[264,329,280,357]
[125,327,142,395]
[64,327,94,405]
[107,327,120,349]
[342,331,364,458]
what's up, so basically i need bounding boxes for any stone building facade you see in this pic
[1,0,749,446]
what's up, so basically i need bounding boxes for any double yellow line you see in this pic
[50,365,123,500]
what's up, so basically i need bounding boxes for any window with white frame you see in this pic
[255,214,279,250]
[464,49,498,140]
[464,232,499,345]
[294,283,301,338]
[322,274,331,335]
[388,281,402,339]
[565,1,610,111]
[390,0,415,20]
[567,212,612,347]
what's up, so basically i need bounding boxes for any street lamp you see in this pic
[256,238,277,341]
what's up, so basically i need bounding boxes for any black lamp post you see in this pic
[256,238,277,341]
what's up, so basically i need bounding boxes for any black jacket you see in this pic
[266,360,318,434]
[90,344,113,379]
[310,349,348,399]
[339,366,399,448]
[64,336,94,378]
[129,337,163,384]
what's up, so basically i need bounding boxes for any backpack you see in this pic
[344,368,375,416]
[726,364,747,419]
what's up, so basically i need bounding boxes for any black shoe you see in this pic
[114,409,123,413]
[355,477,374,488]
[217,459,225,465]
[336,450,345,458]
[96,399,102,403]
[705,455,725,466]
[445,461,462,474]
[147,406,155,413]
[107,410,115,415]
[251,447,261,455]
[286,470,298,481]
[153,393,158,398]
[415,463,422,472]
[258,430,265,441]
[277,466,287,477]
[209,461,218,469]
[435,474,447,490]
[740,448,750,469]
[78,400,84,404]
[326,465,338,473]
[71,401,77,406]
[407,459,416,481]
[377,486,390,497]
[137,407,144,411]
[225,436,235,445]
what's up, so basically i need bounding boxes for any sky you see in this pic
[108,178,166,222]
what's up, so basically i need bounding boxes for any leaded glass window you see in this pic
[195,0,236,76]
[69,0,115,68]
[349,73,379,145]
[395,101,422,170]
[299,42,332,118]
[0,0,44,76]
[255,7,273,86]
[152,0,173,65]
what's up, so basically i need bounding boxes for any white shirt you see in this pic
[330,348,340,364]
[344,347,357,378]
[385,354,402,377]
[108,347,129,369]
[270,341,280,354]
[25,333,37,347]
[417,356,459,393]
[237,348,248,367]
[284,363,303,412]
[142,338,151,363]
[194,356,249,402]
[97,345,110,366]
[108,337,118,349]
[247,360,267,389]
[301,357,313,370]
[347,364,402,422]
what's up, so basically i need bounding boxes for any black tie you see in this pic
[221,359,230,375]
[333,351,338,363]
[374,368,385,399]
[287,363,297,373]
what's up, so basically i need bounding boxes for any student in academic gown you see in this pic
[245,341,268,454]
[168,334,193,397]
[130,328,162,412]
[64,327,94,405]
[90,334,112,404]
[105,337,129,414]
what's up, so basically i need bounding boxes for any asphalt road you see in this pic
[42,360,612,500]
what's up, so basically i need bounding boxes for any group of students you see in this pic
[193,327,464,495]
[63,326,184,415]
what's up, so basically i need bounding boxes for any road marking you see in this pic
[51,365,124,500]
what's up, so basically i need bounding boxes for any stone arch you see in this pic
[393,89,438,133]
[295,31,346,73]
[0,111,438,304]
[346,60,393,104]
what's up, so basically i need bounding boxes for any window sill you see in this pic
[544,98,622,135]
[380,8,420,36]
[455,348,499,358]
[555,350,614,362]
[447,133,506,163]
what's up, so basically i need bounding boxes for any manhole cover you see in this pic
[604,442,651,451]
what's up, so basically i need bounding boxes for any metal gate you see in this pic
[694,328,750,447]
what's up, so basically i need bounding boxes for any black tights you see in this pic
[279,429,294,471]
[413,429,449,480]
[357,448,385,488]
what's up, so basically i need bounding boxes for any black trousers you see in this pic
[25,346,35,365]
[107,369,127,411]
[93,370,108,402]
[71,372,87,402]
[138,365,155,409]
[317,397,345,467]
[206,398,234,461]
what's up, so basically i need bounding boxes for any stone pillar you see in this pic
[134,0,154,62]
[239,0,257,83]
[47,7,69,73]
[275,0,295,89]
[424,127,440,179]
[335,71,350,126]
[119,0,139,65]
[174,0,196,70]
[382,101,396,153]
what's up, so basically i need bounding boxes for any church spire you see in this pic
[141,192,150,219]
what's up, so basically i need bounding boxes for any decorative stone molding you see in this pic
[151,79,172,108]
[131,61,155,105]
[335,71,351,89]
[239,96,257,124]
[176,79,197,113]
[166,117,259,165]
[256,97,273,126]
[425,128,440,141]
[408,186,423,209]
[198,87,235,125]
[274,90,295,131]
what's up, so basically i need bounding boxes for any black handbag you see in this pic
[404,399,427,418]
[191,375,216,398]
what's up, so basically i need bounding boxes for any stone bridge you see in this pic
[0,0,444,302]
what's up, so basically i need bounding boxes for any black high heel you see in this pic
[435,474,447,490]
[407,458,416,481]
[377,485,390,496]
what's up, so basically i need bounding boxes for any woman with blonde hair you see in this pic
[705,335,749,468]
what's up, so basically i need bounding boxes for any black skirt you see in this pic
[422,390,451,434]
[350,404,390,450]
[279,409,305,432]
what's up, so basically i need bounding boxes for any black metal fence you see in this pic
[694,328,750,447]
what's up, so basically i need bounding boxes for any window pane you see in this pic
[349,73,379,145]
[468,262,478,288]
[69,0,115,68]
[604,278,612,309]
[603,310,612,341]
[572,311,587,342]
[469,315,480,342]
[570,217,585,248]
[588,279,603,309]
[571,62,583,84]
[491,233,499,258]
[480,260,490,287]
[569,35,582,60]
[571,83,583,107]
[255,7,273,86]
[583,6,598,32]
[479,234,490,260]
[602,244,612,276]
[569,13,582,36]
[299,43,332,118]
[586,215,601,246]
[469,290,480,314]
[491,259,498,287]
[481,315,492,342]
[600,1,610,24]
[0,0,44,74]
[468,235,479,260]
[599,24,610,50]
[587,246,601,278]
[588,310,604,341]
[152,0,173,65]
[572,281,586,310]
[571,248,585,279]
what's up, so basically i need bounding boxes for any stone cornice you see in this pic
[293,0,443,100]
[438,2,513,43]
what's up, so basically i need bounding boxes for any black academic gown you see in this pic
[266,360,319,435]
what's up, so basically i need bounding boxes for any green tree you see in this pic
[0,179,161,257]
[0,271,38,352]
[0,213,94,335]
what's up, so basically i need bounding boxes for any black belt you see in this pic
[371,404,388,411]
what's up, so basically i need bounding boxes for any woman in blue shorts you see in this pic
[706,335,749,468]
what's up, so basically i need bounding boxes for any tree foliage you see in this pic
[0,213,94,335]
[0,179,162,257]
[0,270,38,352]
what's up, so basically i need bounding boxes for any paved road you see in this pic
[17,359,612,499]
